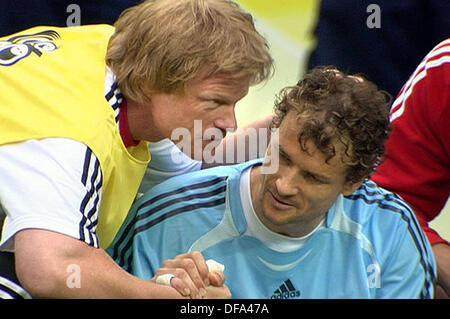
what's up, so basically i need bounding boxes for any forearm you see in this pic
[48,247,181,298]
[230,113,274,160]
[433,243,450,297]
[202,114,274,168]
[14,229,183,298]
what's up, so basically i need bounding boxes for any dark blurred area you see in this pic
[308,0,450,98]
[0,0,141,37]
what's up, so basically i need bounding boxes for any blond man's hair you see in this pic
[106,0,273,103]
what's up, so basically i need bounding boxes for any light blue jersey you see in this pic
[107,160,436,299]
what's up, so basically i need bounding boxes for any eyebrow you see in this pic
[200,86,248,105]
[199,92,232,104]
[278,144,332,183]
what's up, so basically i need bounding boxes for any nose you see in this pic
[275,168,299,197]
[214,106,237,134]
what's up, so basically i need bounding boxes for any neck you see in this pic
[126,97,159,142]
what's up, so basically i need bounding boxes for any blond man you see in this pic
[0,0,272,298]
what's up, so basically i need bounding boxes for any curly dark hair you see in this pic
[272,66,392,183]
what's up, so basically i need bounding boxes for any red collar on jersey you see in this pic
[118,98,140,148]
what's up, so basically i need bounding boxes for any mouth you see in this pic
[267,190,296,210]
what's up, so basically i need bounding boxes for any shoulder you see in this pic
[422,39,450,87]
[341,180,435,276]
[342,180,435,273]
[343,182,437,297]
[131,160,260,225]
[343,180,419,233]
[142,165,233,197]
[139,159,260,203]
[133,162,245,212]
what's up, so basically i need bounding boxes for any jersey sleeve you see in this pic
[375,197,437,298]
[0,138,103,250]
[371,39,450,245]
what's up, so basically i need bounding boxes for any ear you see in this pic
[342,179,364,196]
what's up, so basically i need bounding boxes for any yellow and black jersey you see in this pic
[0,25,149,248]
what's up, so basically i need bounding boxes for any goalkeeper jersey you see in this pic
[108,160,436,299]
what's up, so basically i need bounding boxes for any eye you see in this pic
[305,173,321,184]
[305,172,318,181]
[304,172,328,184]
[212,99,227,106]
[278,152,290,163]
[202,99,224,110]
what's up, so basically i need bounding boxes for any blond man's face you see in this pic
[145,68,250,160]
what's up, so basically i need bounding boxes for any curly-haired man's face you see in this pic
[250,111,362,237]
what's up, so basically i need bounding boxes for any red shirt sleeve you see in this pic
[371,39,450,245]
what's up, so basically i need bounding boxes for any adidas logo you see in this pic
[270,279,301,299]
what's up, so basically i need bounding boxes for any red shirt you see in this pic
[371,39,450,246]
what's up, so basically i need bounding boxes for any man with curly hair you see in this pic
[108,66,436,298]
